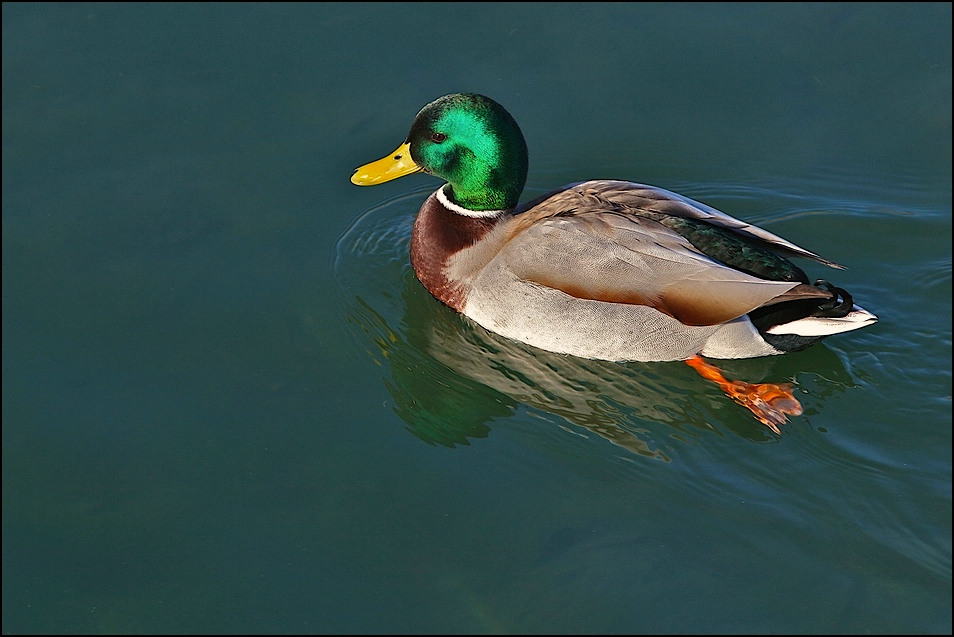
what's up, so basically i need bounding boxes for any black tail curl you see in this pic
[813,280,854,318]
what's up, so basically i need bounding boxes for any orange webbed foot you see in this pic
[684,355,803,434]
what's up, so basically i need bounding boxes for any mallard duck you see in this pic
[350,93,877,432]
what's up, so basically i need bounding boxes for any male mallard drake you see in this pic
[351,93,877,432]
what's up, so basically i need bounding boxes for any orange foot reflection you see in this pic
[684,355,803,434]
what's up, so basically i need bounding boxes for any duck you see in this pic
[350,93,877,433]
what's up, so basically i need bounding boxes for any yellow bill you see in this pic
[351,142,423,185]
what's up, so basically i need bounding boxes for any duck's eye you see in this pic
[431,132,447,143]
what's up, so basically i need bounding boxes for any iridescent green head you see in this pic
[352,93,529,211]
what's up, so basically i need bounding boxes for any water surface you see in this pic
[3,3,950,633]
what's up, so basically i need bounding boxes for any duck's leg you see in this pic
[684,355,802,434]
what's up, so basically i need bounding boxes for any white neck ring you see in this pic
[436,187,507,218]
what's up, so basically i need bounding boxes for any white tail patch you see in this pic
[766,304,878,337]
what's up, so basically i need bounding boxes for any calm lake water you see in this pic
[3,3,951,634]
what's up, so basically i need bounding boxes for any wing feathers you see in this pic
[502,202,799,326]
[555,180,845,269]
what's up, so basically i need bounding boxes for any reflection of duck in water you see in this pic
[351,273,858,461]
[351,93,877,433]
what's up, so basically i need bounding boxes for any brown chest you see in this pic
[409,192,502,312]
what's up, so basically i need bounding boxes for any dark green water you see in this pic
[3,3,950,634]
